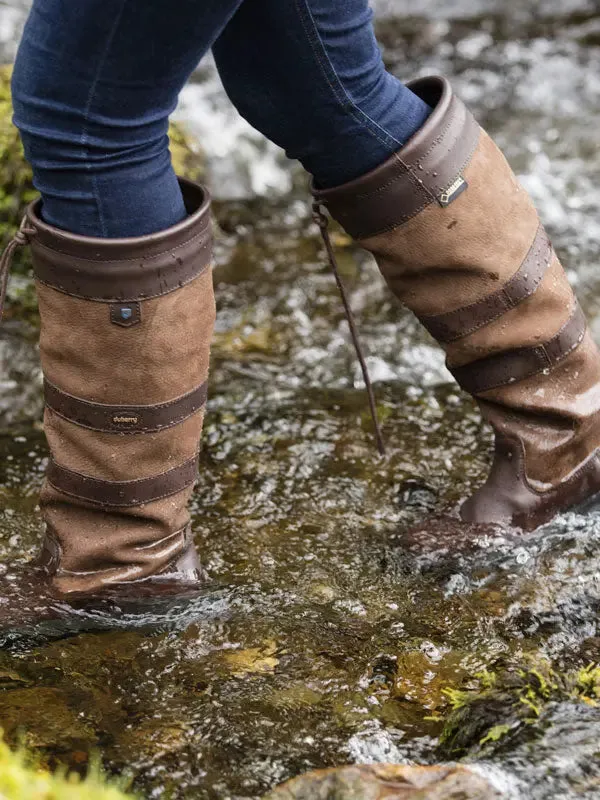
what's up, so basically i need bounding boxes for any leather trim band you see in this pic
[419,224,553,343]
[313,77,480,240]
[46,456,199,507]
[451,302,587,395]
[44,380,208,433]
[27,178,212,302]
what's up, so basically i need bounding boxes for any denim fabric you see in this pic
[12,0,431,238]
[213,0,430,190]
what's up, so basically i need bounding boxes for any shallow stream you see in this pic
[0,1,600,797]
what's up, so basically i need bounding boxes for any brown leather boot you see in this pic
[1,178,215,599]
[313,76,600,532]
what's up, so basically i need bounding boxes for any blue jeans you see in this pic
[11,0,430,238]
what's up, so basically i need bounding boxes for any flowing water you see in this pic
[0,1,600,798]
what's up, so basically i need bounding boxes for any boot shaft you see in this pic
[24,179,215,594]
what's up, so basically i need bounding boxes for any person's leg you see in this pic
[3,0,233,603]
[215,0,600,532]
[212,0,431,189]
[11,0,243,237]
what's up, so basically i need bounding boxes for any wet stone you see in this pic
[263,764,501,800]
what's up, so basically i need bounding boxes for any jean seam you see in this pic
[293,0,402,153]
[80,1,128,238]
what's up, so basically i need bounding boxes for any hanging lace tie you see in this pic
[0,215,37,322]
[312,201,386,456]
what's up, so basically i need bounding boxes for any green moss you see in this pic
[0,735,135,799]
[479,724,511,746]
[168,121,205,184]
[439,661,600,758]
[573,663,600,703]
[0,65,36,278]
[442,669,497,711]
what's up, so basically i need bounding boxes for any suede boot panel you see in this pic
[360,132,539,317]
[44,408,204,482]
[36,269,214,405]
[479,332,600,423]
[477,331,600,484]
[40,486,193,575]
[444,254,573,368]
[40,526,195,597]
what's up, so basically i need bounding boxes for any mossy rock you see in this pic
[0,733,135,799]
[0,64,205,317]
[438,662,600,758]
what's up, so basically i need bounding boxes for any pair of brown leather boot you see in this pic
[3,75,600,604]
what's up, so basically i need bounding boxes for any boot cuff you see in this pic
[25,178,211,302]
[312,76,480,239]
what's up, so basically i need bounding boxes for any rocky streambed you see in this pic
[0,1,600,798]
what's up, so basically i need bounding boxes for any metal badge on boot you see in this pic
[438,176,468,207]
[110,302,142,327]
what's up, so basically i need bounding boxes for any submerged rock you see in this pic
[264,764,501,800]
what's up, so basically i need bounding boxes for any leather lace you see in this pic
[0,215,37,322]
[313,201,386,456]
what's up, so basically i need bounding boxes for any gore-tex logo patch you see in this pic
[438,176,468,207]
[109,301,142,328]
